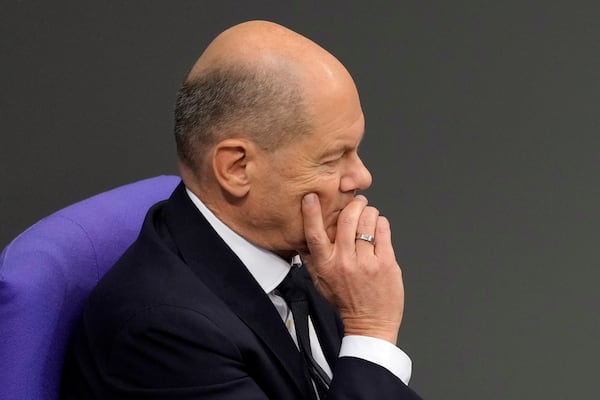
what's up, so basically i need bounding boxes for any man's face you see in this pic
[249,83,372,257]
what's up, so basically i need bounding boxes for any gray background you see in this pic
[1,1,598,398]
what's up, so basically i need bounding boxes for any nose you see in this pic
[340,153,372,192]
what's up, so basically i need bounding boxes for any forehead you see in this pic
[294,63,365,157]
[307,110,365,157]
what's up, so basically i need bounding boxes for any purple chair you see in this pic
[0,175,180,400]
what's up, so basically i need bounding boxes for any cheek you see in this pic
[311,174,342,199]
[292,173,342,236]
[315,185,342,216]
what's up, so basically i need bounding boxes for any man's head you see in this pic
[175,20,372,258]
[174,55,310,172]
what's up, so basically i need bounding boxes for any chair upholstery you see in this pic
[0,175,180,400]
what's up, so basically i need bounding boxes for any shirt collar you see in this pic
[186,188,299,293]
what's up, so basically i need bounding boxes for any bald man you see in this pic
[61,21,423,399]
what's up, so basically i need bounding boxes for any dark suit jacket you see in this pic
[61,182,422,399]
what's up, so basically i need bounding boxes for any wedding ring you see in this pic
[355,232,375,245]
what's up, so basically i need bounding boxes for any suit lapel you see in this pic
[161,184,314,398]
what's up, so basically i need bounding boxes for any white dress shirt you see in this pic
[186,188,412,384]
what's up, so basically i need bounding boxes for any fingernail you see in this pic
[355,194,368,202]
[303,193,315,205]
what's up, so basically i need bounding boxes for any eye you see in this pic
[322,153,344,166]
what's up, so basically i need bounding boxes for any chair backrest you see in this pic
[0,175,180,400]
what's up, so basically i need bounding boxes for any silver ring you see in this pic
[355,232,375,245]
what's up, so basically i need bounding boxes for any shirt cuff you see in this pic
[338,335,412,385]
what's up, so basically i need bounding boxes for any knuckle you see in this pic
[361,206,379,219]
[357,207,379,228]
[337,255,353,269]
[362,262,379,277]
[365,205,380,215]
[357,218,375,229]
[305,232,322,246]
[338,214,356,226]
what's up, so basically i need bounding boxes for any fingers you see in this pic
[336,195,369,253]
[300,193,331,261]
[355,206,379,253]
[373,216,395,260]
[301,193,390,261]
[300,193,404,343]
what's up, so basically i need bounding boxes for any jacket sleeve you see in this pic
[329,356,423,399]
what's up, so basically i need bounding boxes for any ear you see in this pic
[211,138,256,198]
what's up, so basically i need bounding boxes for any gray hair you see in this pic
[174,65,311,172]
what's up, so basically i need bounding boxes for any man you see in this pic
[61,20,423,399]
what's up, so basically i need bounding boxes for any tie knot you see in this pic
[276,265,308,304]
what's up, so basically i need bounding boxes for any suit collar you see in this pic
[162,183,323,398]
[184,187,290,294]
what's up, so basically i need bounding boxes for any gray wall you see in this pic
[2,1,598,398]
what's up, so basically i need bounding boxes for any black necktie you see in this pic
[276,265,331,399]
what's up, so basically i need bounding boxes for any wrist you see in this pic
[342,317,400,344]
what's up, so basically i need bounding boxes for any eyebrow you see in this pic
[319,143,361,161]
[317,129,366,159]
[319,145,349,159]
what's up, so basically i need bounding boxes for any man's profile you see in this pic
[61,20,423,399]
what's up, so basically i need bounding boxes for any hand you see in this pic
[298,193,405,344]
